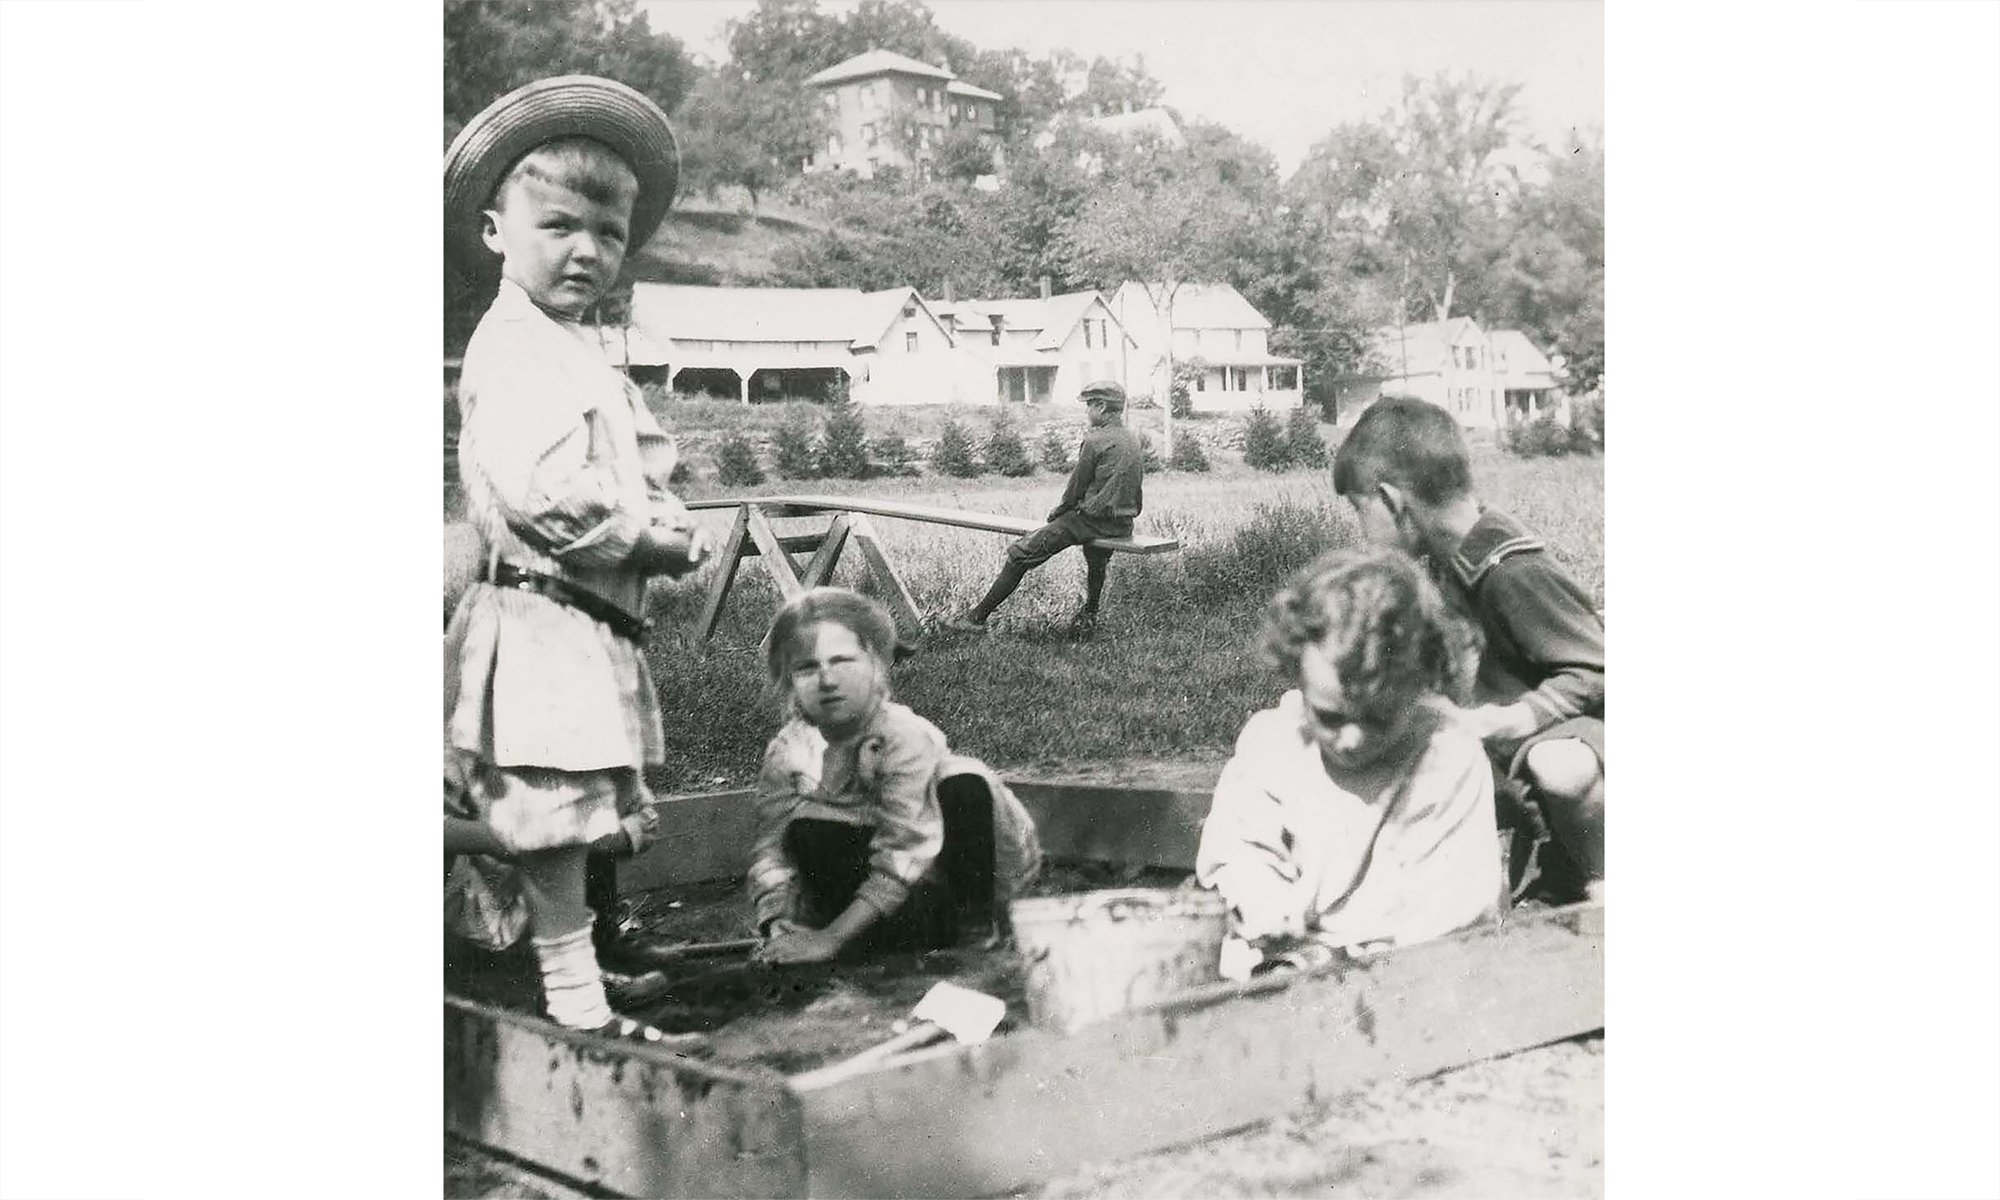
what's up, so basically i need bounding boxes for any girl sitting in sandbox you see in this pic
[1198,546,1503,978]
[749,588,1041,964]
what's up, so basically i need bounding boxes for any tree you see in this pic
[714,429,765,485]
[675,66,826,207]
[983,415,1035,477]
[1283,403,1329,468]
[771,406,819,478]
[1492,129,1605,391]
[1285,73,1526,326]
[936,124,994,182]
[931,416,980,477]
[444,0,694,146]
[1055,145,1249,457]
[816,393,872,479]
[1242,406,1291,471]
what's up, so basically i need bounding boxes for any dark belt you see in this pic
[487,562,650,644]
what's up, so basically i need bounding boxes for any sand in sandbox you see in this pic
[444,862,1195,1074]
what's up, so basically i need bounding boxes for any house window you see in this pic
[862,122,876,143]
[967,104,977,121]
[1082,321,1095,350]
[828,135,840,158]
[1230,366,1250,391]
[1194,372,1206,392]
[917,85,929,105]
[1234,329,1243,351]
[905,331,919,352]
[989,328,1000,347]
[902,302,917,318]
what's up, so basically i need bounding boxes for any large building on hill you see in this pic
[1332,317,1567,430]
[803,49,1005,182]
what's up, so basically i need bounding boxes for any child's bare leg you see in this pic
[1524,738,1605,881]
[516,845,613,1028]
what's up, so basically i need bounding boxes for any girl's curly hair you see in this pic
[1261,546,1478,713]
[762,586,914,684]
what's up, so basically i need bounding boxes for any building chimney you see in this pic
[1039,275,1052,301]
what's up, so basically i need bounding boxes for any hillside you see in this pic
[629,195,835,286]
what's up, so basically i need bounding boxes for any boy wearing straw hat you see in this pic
[442,76,709,1044]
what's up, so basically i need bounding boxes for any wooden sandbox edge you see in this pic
[445,993,808,1198]
[790,901,1605,1199]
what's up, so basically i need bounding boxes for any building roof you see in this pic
[950,290,1137,352]
[1488,328,1556,379]
[1112,281,1271,331]
[807,49,954,87]
[628,283,948,352]
[945,79,1003,102]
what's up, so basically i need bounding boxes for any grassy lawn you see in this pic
[442,439,1601,794]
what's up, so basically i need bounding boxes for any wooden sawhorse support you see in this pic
[683,495,1180,643]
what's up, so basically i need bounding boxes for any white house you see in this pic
[1334,317,1566,431]
[935,286,1138,407]
[618,283,960,407]
[1108,280,1304,412]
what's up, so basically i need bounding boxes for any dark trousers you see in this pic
[786,782,999,954]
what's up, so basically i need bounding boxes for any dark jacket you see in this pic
[1051,423,1145,522]
[1442,507,1604,731]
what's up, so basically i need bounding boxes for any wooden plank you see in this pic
[445,995,807,1199]
[686,494,1179,554]
[745,507,805,601]
[800,513,851,589]
[740,531,828,558]
[695,506,751,642]
[620,790,760,893]
[619,780,1210,894]
[1009,781,1210,869]
[793,903,1604,1199]
[846,514,926,636]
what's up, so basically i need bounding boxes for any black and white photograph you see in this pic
[4,2,1999,1199]
[438,2,1606,1195]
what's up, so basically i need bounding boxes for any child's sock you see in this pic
[971,562,1028,620]
[531,924,613,1029]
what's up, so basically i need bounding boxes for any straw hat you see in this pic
[443,74,679,276]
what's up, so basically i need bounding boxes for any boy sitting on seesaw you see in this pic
[944,379,1145,637]
[1333,398,1604,900]
[751,588,1042,964]
[1199,547,1501,977]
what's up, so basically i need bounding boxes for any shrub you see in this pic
[1169,435,1211,473]
[1242,406,1292,471]
[931,416,981,477]
[668,457,695,485]
[817,399,872,479]
[871,433,918,477]
[1284,404,1329,469]
[1139,434,1164,473]
[714,429,764,486]
[984,415,1036,477]
[1509,415,1574,457]
[1038,425,1073,471]
[771,407,819,479]
[1170,358,1206,419]
[1569,390,1604,451]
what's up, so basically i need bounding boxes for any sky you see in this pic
[636,0,1602,175]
